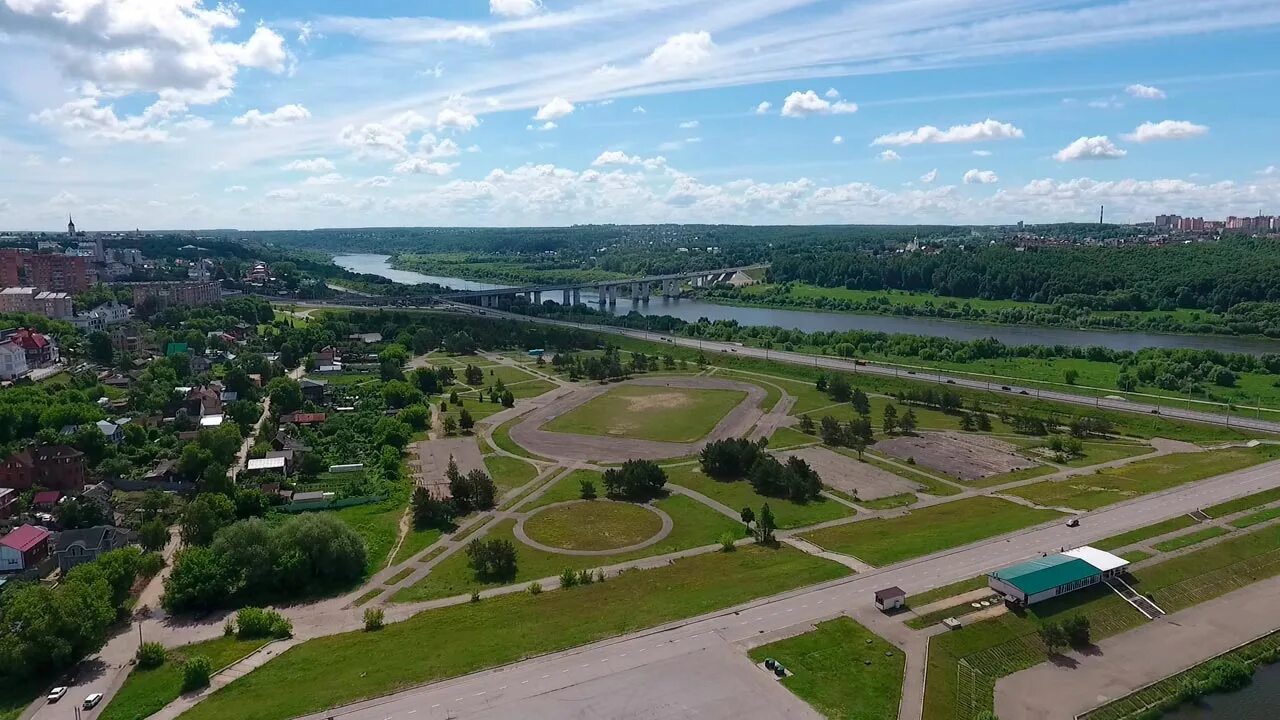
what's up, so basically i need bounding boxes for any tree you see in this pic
[56,497,106,529]
[820,415,844,446]
[87,331,113,365]
[851,388,871,416]
[602,459,667,501]
[501,390,515,408]
[579,478,597,500]
[162,546,232,612]
[412,486,456,530]
[399,404,430,431]
[443,331,477,355]
[754,504,776,544]
[899,408,918,434]
[1062,614,1091,647]
[798,414,815,434]
[464,364,484,385]
[815,374,828,392]
[364,607,385,631]
[443,415,458,435]
[740,507,755,524]
[466,538,518,581]
[374,416,413,449]
[1038,620,1069,652]
[381,380,422,409]
[180,493,236,546]
[1063,369,1079,385]
[882,404,899,434]
[699,438,765,479]
[139,519,170,552]
[459,408,475,431]
[829,374,852,402]
[975,412,993,432]
[379,344,410,366]
[411,328,437,355]
[137,641,167,669]
[266,377,303,415]
[450,469,498,513]
[411,367,440,395]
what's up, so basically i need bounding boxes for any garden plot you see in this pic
[781,445,920,501]
[874,432,1037,482]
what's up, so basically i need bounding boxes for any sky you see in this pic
[1,0,1279,231]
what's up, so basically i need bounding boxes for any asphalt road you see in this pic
[298,457,1280,720]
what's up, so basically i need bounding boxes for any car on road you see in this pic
[1065,518,1080,528]
[1019,390,1030,395]
[47,687,68,703]
[83,693,103,710]
[946,379,956,384]
[1001,386,1011,391]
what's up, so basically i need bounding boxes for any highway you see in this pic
[298,457,1280,720]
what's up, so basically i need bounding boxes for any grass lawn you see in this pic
[1092,515,1199,551]
[861,493,918,510]
[483,454,539,493]
[907,575,988,608]
[966,463,1056,489]
[748,617,904,720]
[185,547,849,720]
[1232,507,1280,529]
[665,464,854,529]
[390,527,442,566]
[353,589,381,606]
[328,494,409,578]
[1006,446,1280,511]
[1129,524,1280,612]
[523,501,664,551]
[767,426,819,449]
[393,493,746,602]
[0,678,43,720]
[1121,550,1154,563]
[521,469,603,511]
[100,637,266,720]
[1204,487,1280,518]
[1059,441,1152,468]
[802,497,1064,566]
[1152,526,1231,552]
[504,379,558,399]
[542,385,747,442]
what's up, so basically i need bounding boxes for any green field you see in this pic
[1153,526,1231,552]
[802,497,1064,566]
[100,637,266,720]
[858,452,963,496]
[328,492,411,577]
[1007,446,1280,511]
[665,464,854,529]
[1093,515,1200,551]
[907,575,988,608]
[860,493,918,510]
[183,547,849,720]
[523,501,664,551]
[1121,550,1154,563]
[483,454,539,493]
[767,426,818,449]
[1232,507,1280,529]
[1203,486,1280,518]
[1059,441,1152,468]
[394,494,744,602]
[966,463,1056,489]
[748,617,904,720]
[521,469,603,511]
[391,527,442,566]
[542,385,746,442]
[491,415,549,461]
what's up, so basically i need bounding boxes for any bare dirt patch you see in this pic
[781,446,920,500]
[412,437,484,498]
[873,431,1037,482]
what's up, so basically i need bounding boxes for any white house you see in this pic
[0,340,29,380]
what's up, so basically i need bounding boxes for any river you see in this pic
[333,253,1280,355]
[1161,661,1280,719]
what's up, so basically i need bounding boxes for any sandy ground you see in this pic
[874,431,1037,481]
[782,445,921,500]
[510,376,766,462]
[413,436,485,498]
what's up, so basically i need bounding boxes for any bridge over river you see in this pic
[436,264,769,308]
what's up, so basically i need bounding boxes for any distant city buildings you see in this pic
[127,280,221,309]
[1156,213,1277,233]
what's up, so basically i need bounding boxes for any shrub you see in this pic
[470,590,481,603]
[719,531,737,552]
[137,551,166,578]
[560,568,579,588]
[579,479,597,500]
[182,655,213,692]
[363,608,385,632]
[528,581,543,595]
[235,607,293,640]
[223,619,235,637]
[577,569,594,586]
[136,641,167,669]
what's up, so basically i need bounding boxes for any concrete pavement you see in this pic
[283,456,1280,720]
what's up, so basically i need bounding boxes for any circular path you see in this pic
[508,376,767,463]
[514,500,674,556]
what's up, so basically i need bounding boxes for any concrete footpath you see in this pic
[995,574,1280,720]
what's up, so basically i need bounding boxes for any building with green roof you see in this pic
[988,546,1129,605]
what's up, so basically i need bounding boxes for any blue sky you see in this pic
[1,0,1278,230]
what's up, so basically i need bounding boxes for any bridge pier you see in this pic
[533,291,542,305]
[608,285,618,305]
[641,282,651,302]
[572,288,580,305]
[597,286,607,305]
[562,289,571,306]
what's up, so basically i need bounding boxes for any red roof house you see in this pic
[1,524,52,573]
[0,444,86,494]
[280,412,326,426]
[32,490,61,508]
[8,328,58,367]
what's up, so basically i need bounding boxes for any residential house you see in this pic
[3,328,59,368]
[245,456,287,476]
[300,378,327,404]
[0,488,16,519]
[348,332,383,344]
[96,420,124,444]
[0,444,87,493]
[0,525,52,573]
[143,459,178,483]
[54,526,131,573]
[32,490,61,510]
[0,339,29,380]
[185,386,223,418]
[279,412,326,426]
[265,449,295,474]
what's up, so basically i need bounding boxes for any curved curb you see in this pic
[515,500,673,556]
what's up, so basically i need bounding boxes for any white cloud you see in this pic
[754,101,772,115]
[357,176,394,188]
[972,150,993,157]
[303,173,345,186]
[824,88,840,99]
[1122,120,1209,142]
[877,150,901,162]
[679,120,700,129]
[393,158,457,175]
[225,185,247,193]
[490,0,543,17]
[283,158,336,173]
[32,97,199,143]
[232,104,311,128]
[436,107,479,133]
[632,106,647,114]
[920,169,938,184]
[873,119,1024,146]
[644,31,714,71]
[534,97,575,122]
[591,151,668,169]
[963,169,999,184]
[1260,166,1279,176]
[237,26,290,73]
[1088,97,1123,109]
[266,189,300,202]
[1054,135,1128,161]
[780,90,858,118]
[57,156,73,165]
[1126,84,1166,99]
[832,135,844,145]
[527,121,558,132]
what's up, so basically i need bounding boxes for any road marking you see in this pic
[562,669,571,673]
[522,680,530,684]
[408,712,417,716]
[601,658,609,663]
[639,648,646,653]
[475,691,486,696]
[620,653,627,657]
[455,698,464,702]
[541,674,550,679]
[430,704,439,709]
[499,686,507,690]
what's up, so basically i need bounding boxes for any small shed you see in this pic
[246,456,287,475]
[875,586,907,612]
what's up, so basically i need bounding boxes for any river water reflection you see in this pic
[334,254,1280,356]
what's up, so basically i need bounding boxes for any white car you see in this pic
[83,693,104,710]
[46,687,68,703]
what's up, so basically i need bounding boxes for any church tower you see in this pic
[68,214,76,237]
